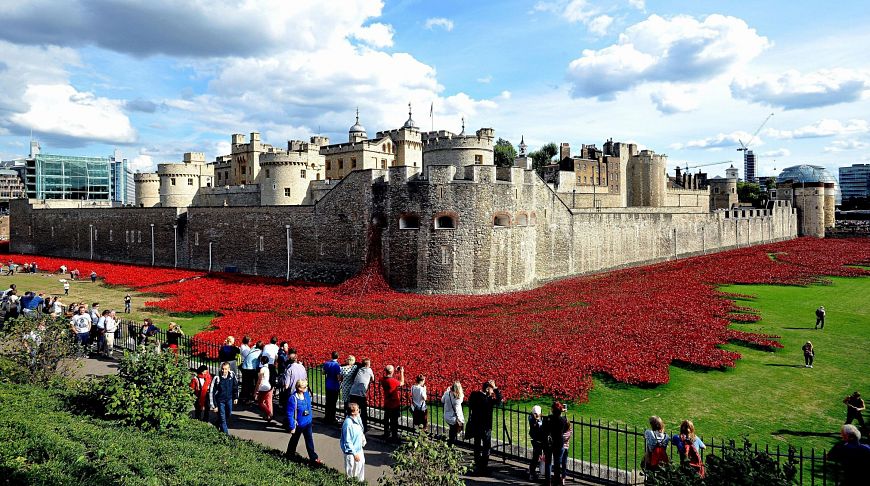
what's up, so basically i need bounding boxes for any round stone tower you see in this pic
[823,182,836,229]
[134,172,160,207]
[157,152,210,207]
[259,151,315,205]
[627,150,667,207]
[793,183,826,237]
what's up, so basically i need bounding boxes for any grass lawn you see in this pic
[0,272,215,334]
[557,275,870,454]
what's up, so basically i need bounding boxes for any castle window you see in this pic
[284,188,291,197]
[125,230,129,243]
[529,212,537,225]
[714,187,720,194]
[326,161,331,170]
[338,159,344,169]
[137,231,142,243]
[188,178,194,186]
[301,169,307,178]
[493,213,511,227]
[265,169,270,178]
[217,172,221,181]
[351,158,357,169]
[516,213,528,226]
[258,235,264,252]
[109,229,112,242]
[474,154,483,164]
[381,160,386,169]
[382,144,386,152]
[171,178,176,186]
[194,232,199,246]
[399,214,421,230]
[434,214,457,230]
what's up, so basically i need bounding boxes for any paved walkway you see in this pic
[76,357,591,485]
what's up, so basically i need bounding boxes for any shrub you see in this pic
[95,348,193,430]
[0,384,354,485]
[378,428,469,486]
[0,314,78,386]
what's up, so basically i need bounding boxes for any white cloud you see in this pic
[562,0,595,23]
[499,90,512,100]
[587,15,614,36]
[628,0,645,10]
[352,23,393,48]
[129,154,154,172]
[477,75,493,84]
[10,84,136,143]
[759,148,791,158]
[670,130,756,150]
[766,119,869,139]
[424,17,454,32]
[823,140,869,152]
[650,85,699,114]
[731,69,870,110]
[567,14,770,100]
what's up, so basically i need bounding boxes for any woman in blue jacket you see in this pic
[286,379,321,464]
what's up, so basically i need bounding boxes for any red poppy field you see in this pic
[3,237,868,402]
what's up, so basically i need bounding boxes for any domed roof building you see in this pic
[776,164,837,185]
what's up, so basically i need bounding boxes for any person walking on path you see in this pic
[380,365,405,442]
[209,362,239,434]
[348,358,375,432]
[803,341,815,368]
[286,379,322,465]
[282,349,307,421]
[70,305,93,353]
[254,355,273,424]
[241,341,263,403]
[123,294,131,313]
[815,305,826,329]
[63,281,70,295]
[340,402,367,481]
[322,351,342,425]
[844,392,866,428]
[467,379,503,475]
[826,424,870,486]
[528,405,546,481]
[190,365,213,422]
[442,381,465,446]
[90,271,97,283]
[411,374,428,429]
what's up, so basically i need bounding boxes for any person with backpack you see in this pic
[190,365,213,422]
[803,341,815,368]
[643,415,670,472]
[815,305,826,329]
[209,361,239,433]
[467,379,503,475]
[672,419,706,477]
[286,379,322,465]
[442,380,465,446]
[528,405,547,481]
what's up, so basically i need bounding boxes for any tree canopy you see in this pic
[493,138,517,168]
[529,142,557,176]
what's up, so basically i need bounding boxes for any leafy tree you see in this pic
[737,182,766,207]
[530,142,558,176]
[378,428,469,486]
[493,138,517,168]
[94,348,193,430]
[0,314,78,386]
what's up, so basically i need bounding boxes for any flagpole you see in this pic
[430,102,434,132]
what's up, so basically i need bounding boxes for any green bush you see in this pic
[0,315,78,386]
[378,428,469,486]
[0,384,354,485]
[94,348,193,430]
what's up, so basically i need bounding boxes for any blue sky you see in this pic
[1,0,868,180]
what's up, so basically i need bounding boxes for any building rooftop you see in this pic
[776,164,837,185]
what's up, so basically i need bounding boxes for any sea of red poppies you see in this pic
[2,237,868,402]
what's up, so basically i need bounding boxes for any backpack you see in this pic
[683,439,706,478]
[645,434,669,469]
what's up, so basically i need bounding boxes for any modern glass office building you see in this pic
[24,142,133,204]
[839,164,870,200]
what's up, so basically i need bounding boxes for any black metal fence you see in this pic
[105,323,836,485]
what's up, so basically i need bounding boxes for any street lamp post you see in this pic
[89,224,93,260]
[285,225,291,281]
[150,223,155,266]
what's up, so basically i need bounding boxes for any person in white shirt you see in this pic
[70,306,93,352]
[411,374,428,428]
[102,310,118,356]
[261,336,280,388]
[442,381,465,445]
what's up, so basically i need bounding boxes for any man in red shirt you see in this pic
[380,365,405,442]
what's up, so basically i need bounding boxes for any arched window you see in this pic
[434,215,456,229]
[516,213,528,226]
[399,214,420,229]
[529,212,537,225]
[493,213,511,227]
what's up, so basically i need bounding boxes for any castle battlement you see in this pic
[422,128,495,152]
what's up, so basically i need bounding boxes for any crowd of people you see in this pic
[2,267,867,484]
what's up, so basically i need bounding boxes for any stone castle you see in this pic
[10,107,820,294]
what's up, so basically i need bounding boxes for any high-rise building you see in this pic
[839,164,870,200]
[743,150,757,183]
[24,141,133,204]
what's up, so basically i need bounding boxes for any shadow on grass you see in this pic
[783,327,817,330]
[592,372,660,390]
[764,364,805,368]
[726,340,781,352]
[670,360,730,374]
[771,429,839,438]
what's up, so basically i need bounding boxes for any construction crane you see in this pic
[677,160,735,172]
[737,112,774,153]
